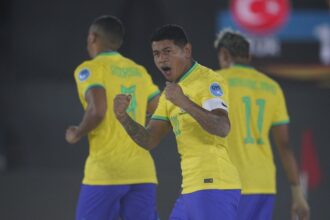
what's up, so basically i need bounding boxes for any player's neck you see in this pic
[232,59,250,67]
[175,59,196,82]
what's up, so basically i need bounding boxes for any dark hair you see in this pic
[214,29,250,58]
[91,15,125,49]
[150,24,189,47]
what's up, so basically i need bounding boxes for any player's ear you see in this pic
[90,32,97,43]
[184,43,192,58]
[220,47,231,62]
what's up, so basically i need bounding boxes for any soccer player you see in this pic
[214,29,310,220]
[114,24,241,220]
[65,15,160,220]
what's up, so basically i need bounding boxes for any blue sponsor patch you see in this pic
[209,82,223,97]
[78,69,90,81]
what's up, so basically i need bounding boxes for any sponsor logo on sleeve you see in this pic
[78,68,90,81]
[209,82,223,97]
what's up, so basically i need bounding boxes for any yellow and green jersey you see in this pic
[217,64,289,194]
[152,62,241,194]
[74,51,160,185]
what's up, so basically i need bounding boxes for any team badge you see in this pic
[78,68,90,81]
[209,82,223,97]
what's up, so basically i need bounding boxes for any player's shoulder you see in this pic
[74,60,93,80]
[119,55,150,77]
[253,69,281,89]
[197,64,225,82]
[74,59,101,75]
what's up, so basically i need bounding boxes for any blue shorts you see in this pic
[169,189,241,220]
[237,194,275,220]
[76,183,159,220]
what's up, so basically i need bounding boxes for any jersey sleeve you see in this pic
[199,74,229,112]
[151,93,169,121]
[271,84,290,126]
[142,68,160,102]
[74,62,105,103]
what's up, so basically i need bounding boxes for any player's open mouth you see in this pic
[161,66,172,76]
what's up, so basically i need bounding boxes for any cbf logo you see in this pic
[209,82,223,97]
[78,68,90,81]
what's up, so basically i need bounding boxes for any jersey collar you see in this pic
[96,51,120,57]
[177,61,198,83]
[232,64,254,69]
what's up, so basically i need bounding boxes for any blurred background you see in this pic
[0,0,329,219]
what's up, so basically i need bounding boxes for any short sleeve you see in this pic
[272,85,290,126]
[74,62,105,102]
[151,93,169,121]
[142,68,160,102]
[199,74,229,112]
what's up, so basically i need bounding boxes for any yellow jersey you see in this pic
[217,64,289,194]
[74,51,160,185]
[152,62,241,194]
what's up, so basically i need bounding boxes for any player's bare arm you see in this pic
[165,82,230,137]
[114,94,170,150]
[272,124,310,220]
[147,94,160,115]
[66,88,107,144]
[146,94,160,124]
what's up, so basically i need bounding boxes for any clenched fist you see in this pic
[113,94,131,121]
[65,126,82,144]
[165,81,189,107]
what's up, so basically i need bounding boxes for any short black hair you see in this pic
[91,15,125,49]
[150,24,189,47]
[214,29,250,58]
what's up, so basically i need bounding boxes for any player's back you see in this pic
[74,52,160,185]
[218,64,289,194]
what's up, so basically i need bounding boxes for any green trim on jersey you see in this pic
[272,119,290,126]
[148,90,161,102]
[97,51,120,57]
[177,61,198,83]
[84,84,105,97]
[151,115,169,121]
[232,64,254,69]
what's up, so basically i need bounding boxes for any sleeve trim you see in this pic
[272,119,290,126]
[151,115,169,121]
[148,90,161,102]
[84,84,105,97]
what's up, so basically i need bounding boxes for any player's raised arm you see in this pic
[114,94,170,150]
[164,81,230,137]
[66,87,107,144]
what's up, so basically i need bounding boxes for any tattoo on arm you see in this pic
[119,114,152,150]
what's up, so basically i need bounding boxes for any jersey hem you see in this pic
[82,178,158,185]
[241,189,276,194]
[181,184,241,194]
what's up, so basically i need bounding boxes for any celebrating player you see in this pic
[114,24,241,220]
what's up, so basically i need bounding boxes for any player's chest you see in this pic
[166,86,201,135]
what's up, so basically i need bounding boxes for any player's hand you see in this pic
[114,94,131,121]
[291,185,310,220]
[65,126,82,144]
[165,82,189,108]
